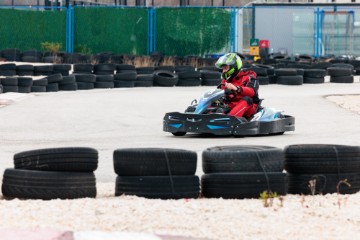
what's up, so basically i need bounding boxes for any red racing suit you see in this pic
[220,69,260,118]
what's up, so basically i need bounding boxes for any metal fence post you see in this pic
[148,7,154,54]
[314,7,320,58]
[230,7,236,52]
[66,4,74,53]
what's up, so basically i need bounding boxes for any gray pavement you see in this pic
[0,81,359,182]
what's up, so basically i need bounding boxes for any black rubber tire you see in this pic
[21,56,41,63]
[47,73,63,83]
[177,70,201,79]
[331,63,354,71]
[172,132,187,136]
[310,62,332,69]
[94,63,116,73]
[74,74,96,83]
[17,77,33,87]
[1,77,18,86]
[201,78,221,86]
[287,173,360,195]
[73,63,94,73]
[16,64,34,71]
[114,72,137,81]
[116,64,136,71]
[33,65,54,74]
[94,82,114,88]
[95,74,114,82]
[153,70,178,86]
[2,169,96,200]
[276,75,303,85]
[32,78,48,86]
[0,63,16,70]
[275,68,298,76]
[257,76,269,85]
[201,172,288,199]
[31,86,46,92]
[177,78,202,86]
[114,80,135,88]
[115,175,200,199]
[175,65,195,72]
[136,66,155,74]
[155,65,175,72]
[200,70,221,80]
[113,148,197,176]
[59,83,78,91]
[330,76,354,83]
[202,145,285,173]
[60,75,76,84]
[303,69,326,78]
[303,77,325,84]
[14,147,98,172]
[284,144,360,174]
[46,83,59,92]
[53,64,71,71]
[327,67,352,77]
[3,86,19,93]
[247,66,268,77]
[16,70,34,76]
[76,82,94,90]
[18,86,31,93]
[0,70,16,76]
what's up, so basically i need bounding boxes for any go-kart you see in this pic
[163,85,295,136]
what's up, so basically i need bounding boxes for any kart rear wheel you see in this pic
[172,132,186,136]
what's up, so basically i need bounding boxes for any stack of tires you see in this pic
[285,144,360,195]
[0,63,16,76]
[201,146,288,199]
[59,75,77,91]
[113,148,200,199]
[199,69,221,86]
[21,50,42,63]
[248,64,271,85]
[349,60,360,75]
[53,64,71,76]
[46,73,64,92]
[275,68,303,85]
[328,64,354,83]
[303,69,326,84]
[17,77,33,93]
[175,65,201,86]
[16,64,34,76]
[114,64,137,88]
[2,147,98,200]
[74,73,96,90]
[135,67,154,87]
[95,74,114,89]
[31,77,48,92]
[0,77,18,93]
[33,65,53,76]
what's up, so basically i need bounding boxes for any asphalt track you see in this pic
[0,80,359,183]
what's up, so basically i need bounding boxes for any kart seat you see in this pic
[255,99,264,113]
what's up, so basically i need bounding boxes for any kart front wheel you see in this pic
[172,132,186,136]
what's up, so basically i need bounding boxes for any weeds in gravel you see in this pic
[260,190,284,208]
[336,179,351,209]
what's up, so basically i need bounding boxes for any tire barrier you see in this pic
[2,147,98,200]
[201,145,288,199]
[285,144,360,195]
[1,144,360,200]
[0,58,360,94]
[113,148,200,199]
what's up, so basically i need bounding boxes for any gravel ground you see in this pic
[0,80,359,239]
